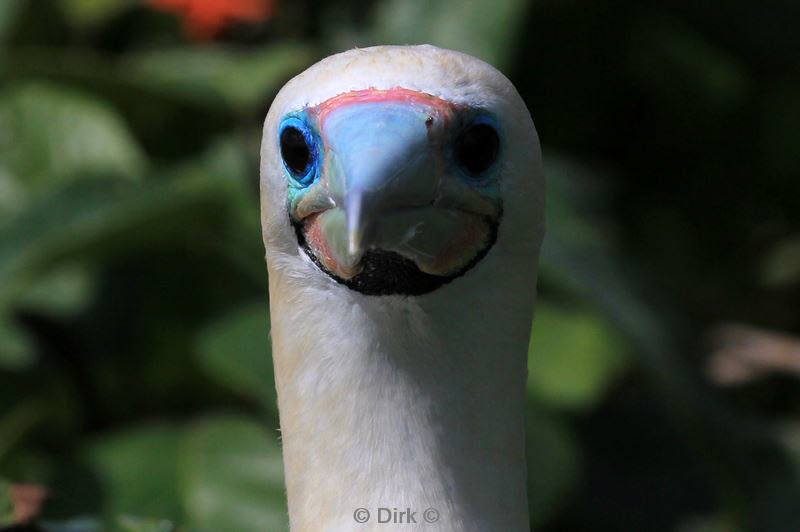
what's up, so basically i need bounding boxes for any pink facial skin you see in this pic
[309,87,463,126]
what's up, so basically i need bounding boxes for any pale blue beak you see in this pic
[322,103,439,254]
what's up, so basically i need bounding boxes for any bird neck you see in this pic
[268,261,534,531]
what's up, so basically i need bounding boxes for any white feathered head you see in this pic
[261,45,544,298]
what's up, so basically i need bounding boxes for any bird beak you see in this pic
[323,103,440,256]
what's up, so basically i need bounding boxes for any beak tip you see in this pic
[347,230,362,256]
[345,189,365,256]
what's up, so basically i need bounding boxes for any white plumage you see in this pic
[260,45,544,531]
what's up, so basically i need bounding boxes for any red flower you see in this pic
[147,0,275,40]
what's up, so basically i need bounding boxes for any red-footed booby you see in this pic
[260,45,544,531]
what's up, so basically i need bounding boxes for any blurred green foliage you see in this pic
[0,0,798,531]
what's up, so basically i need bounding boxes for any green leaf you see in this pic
[629,16,750,113]
[0,316,37,371]
[179,414,287,532]
[762,81,800,180]
[124,44,317,113]
[761,235,800,287]
[0,449,56,487]
[0,47,234,158]
[18,264,95,317]
[0,0,25,45]
[84,424,182,523]
[0,478,13,526]
[528,301,630,410]
[0,174,235,311]
[780,423,800,477]
[675,514,741,532]
[117,515,175,532]
[41,516,104,532]
[195,303,275,412]
[0,82,145,195]
[371,0,529,69]
[526,406,582,528]
[0,399,49,466]
[59,0,134,29]
[539,153,681,394]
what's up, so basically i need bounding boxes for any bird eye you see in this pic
[454,120,500,177]
[279,119,317,186]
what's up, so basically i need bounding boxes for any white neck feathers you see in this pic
[267,249,535,531]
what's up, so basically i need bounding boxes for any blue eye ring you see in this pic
[452,113,502,182]
[279,116,319,188]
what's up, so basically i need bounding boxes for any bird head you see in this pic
[261,45,544,298]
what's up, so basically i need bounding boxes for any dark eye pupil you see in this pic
[280,126,311,175]
[455,123,499,176]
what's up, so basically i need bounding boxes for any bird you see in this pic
[259,45,544,531]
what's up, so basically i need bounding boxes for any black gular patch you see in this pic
[292,214,501,296]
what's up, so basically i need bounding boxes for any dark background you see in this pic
[1,0,799,530]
